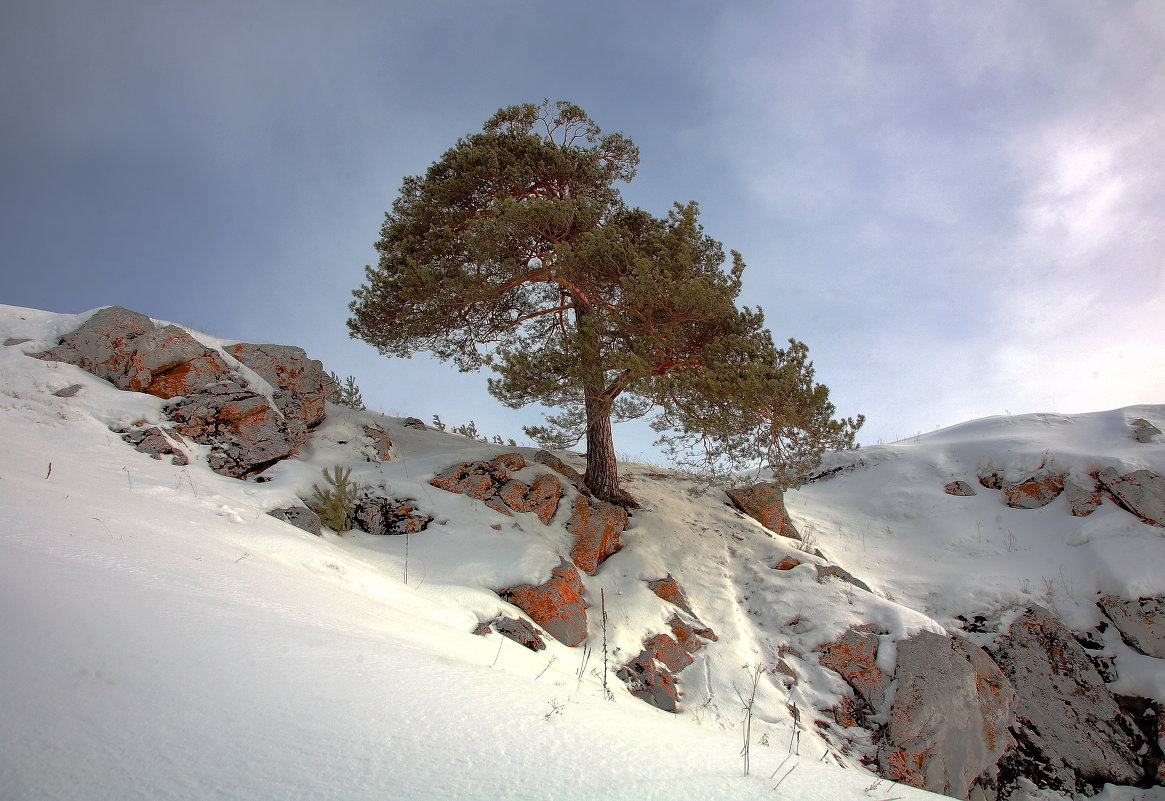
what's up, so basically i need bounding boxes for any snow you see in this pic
[2,303,1162,801]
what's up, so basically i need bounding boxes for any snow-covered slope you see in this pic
[1,305,1161,801]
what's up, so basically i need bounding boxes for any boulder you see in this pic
[978,472,1004,490]
[430,459,561,523]
[616,650,679,712]
[643,632,694,673]
[1131,418,1162,443]
[490,452,526,472]
[349,494,432,535]
[566,496,627,575]
[534,449,586,489]
[478,616,545,652]
[818,626,891,712]
[1065,475,1105,517]
[989,605,1145,792]
[1001,473,1065,509]
[1098,595,1165,658]
[52,384,84,398]
[502,474,563,525]
[944,480,978,497]
[879,630,1014,800]
[725,482,800,540]
[116,424,189,466]
[31,306,154,382]
[668,615,717,652]
[1098,468,1165,526]
[401,417,427,430]
[361,424,393,461]
[816,564,872,593]
[498,560,588,647]
[772,556,801,571]
[226,342,333,431]
[647,575,693,615]
[268,506,322,536]
[165,380,302,478]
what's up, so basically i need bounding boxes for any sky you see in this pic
[2,0,1162,457]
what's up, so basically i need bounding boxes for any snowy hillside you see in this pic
[1,305,1161,801]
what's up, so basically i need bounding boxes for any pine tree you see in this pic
[349,100,860,505]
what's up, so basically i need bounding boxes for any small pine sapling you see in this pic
[310,465,360,532]
[328,372,366,410]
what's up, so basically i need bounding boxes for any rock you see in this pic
[30,306,154,381]
[534,449,586,489]
[498,560,588,647]
[431,460,508,499]
[117,424,189,466]
[978,471,1004,490]
[566,496,627,575]
[1065,475,1105,516]
[401,417,427,430]
[165,380,301,478]
[350,494,432,535]
[52,384,84,398]
[481,616,546,651]
[643,632,694,673]
[226,342,333,431]
[944,480,978,496]
[616,650,679,712]
[880,630,1014,800]
[1098,468,1165,526]
[361,424,393,461]
[4,337,32,346]
[490,452,526,472]
[647,575,693,615]
[989,605,1145,792]
[1002,473,1065,509]
[818,626,891,712]
[502,474,563,525]
[268,506,322,536]
[816,564,871,593]
[772,556,801,570]
[1098,595,1165,658]
[1131,418,1162,443]
[725,482,800,540]
[668,615,717,651]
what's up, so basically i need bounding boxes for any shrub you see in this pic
[309,465,360,532]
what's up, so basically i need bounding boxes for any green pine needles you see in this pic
[309,466,360,532]
[328,372,366,410]
[349,100,862,505]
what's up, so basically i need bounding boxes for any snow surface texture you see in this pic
[1,304,1162,801]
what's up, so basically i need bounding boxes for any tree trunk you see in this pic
[582,387,639,508]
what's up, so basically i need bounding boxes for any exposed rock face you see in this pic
[430,457,562,522]
[349,494,432,535]
[361,424,393,461]
[498,560,588,647]
[268,506,322,536]
[816,564,871,593]
[533,449,586,489]
[772,556,801,570]
[165,380,303,478]
[989,605,1145,793]
[1098,468,1165,527]
[401,417,427,430]
[944,480,978,496]
[879,631,1014,800]
[668,615,717,651]
[1001,473,1065,509]
[617,651,679,712]
[30,307,333,478]
[1098,595,1165,658]
[566,496,627,575]
[725,482,800,540]
[818,626,891,714]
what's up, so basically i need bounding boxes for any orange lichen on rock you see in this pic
[567,496,627,575]
[499,560,588,647]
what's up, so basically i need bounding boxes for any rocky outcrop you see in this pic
[498,560,588,647]
[349,493,432,535]
[647,575,693,615]
[616,651,679,712]
[1098,468,1165,527]
[361,424,393,461]
[430,456,563,522]
[30,307,334,478]
[566,496,627,575]
[1065,475,1105,516]
[816,564,871,593]
[989,605,1146,794]
[725,482,800,540]
[944,480,977,496]
[1131,417,1162,443]
[1001,473,1065,509]
[879,631,1014,800]
[268,506,323,536]
[818,626,891,717]
[1098,595,1165,658]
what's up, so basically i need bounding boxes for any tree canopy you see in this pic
[349,100,862,506]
